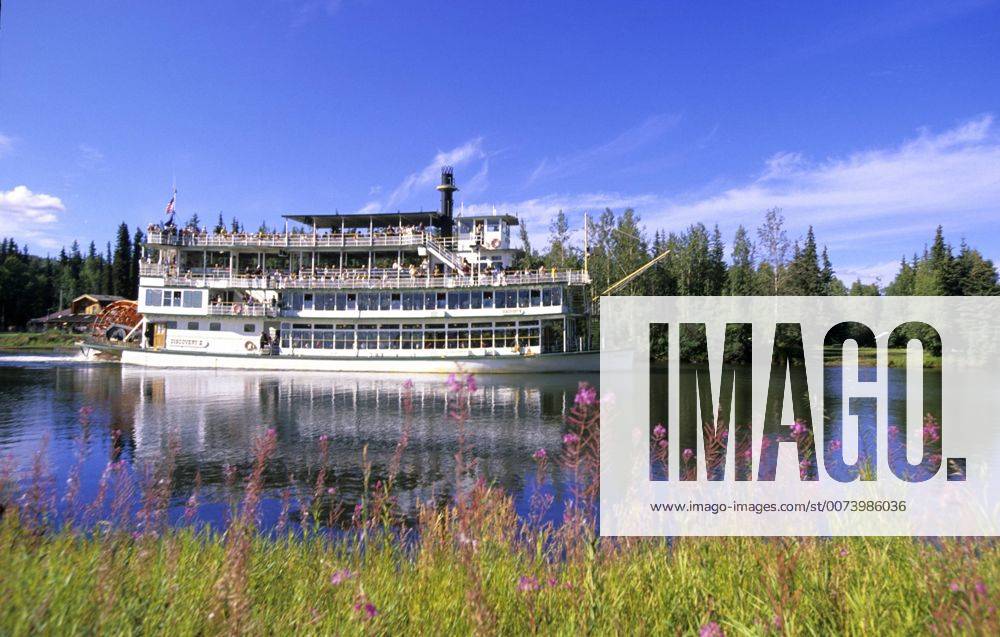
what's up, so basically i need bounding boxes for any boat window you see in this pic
[379,293,391,311]
[182,291,203,308]
[542,288,552,305]
[530,289,541,307]
[187,322,199,331]
[165,321,177,329]
[436,293,447,310]
[482,291,494,309]
[425,325,445,349]
[346,294,357,310]
[470,292,482,309]
[378,324,400,349]
[334,324,353,349]
[402,293,413,311]
[145,289,162,306]
[447,292,460,309]
[209,322,221,331]
[487,219,499,232]
[243,323,255,333]
[357,324,377,349]
[552,287,562,305]
[459,292,471,309]
[518,289,530,308]
[390,293,401,310]
[424,292,436,310]
[504,291,518,308]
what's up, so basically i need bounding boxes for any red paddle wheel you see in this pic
[91,300,143,342]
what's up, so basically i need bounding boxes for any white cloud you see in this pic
[0,186,66,249]
[528,114,681,185]
[467,115,1000,257]
[835,260,901,286]
[364,138,488,212]
[0,133,12,158]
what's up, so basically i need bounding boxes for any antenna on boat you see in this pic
[583,211,589,275]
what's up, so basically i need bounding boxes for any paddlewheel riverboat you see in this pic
[83,168,598,373]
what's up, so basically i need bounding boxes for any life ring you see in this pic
[233,303,243,315]
[245,341,257,352]
[489,238,500,249]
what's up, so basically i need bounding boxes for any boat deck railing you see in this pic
[147,229,435,249]
[207,303,278,317]
[140,264,590,290]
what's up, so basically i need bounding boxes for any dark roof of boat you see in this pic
[282,211,445,229]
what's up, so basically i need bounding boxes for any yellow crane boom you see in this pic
[591,249,671,302]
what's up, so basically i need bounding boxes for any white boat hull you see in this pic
[115,347,598,374]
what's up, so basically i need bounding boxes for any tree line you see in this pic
[2,207,997,331]
[0,223,143,330]
[520,207,999,298]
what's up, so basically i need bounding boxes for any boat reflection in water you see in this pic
[120,366,594,520]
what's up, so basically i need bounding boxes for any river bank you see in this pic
[0,331,80,351]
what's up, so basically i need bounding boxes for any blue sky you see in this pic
[1,1,998,284]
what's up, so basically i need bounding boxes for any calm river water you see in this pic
[0,352,594,528]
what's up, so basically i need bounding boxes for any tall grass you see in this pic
[0,378,996,635]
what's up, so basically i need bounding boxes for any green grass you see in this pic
[0,512,996,636]
[823,346,942,368]
[0,331,81,350]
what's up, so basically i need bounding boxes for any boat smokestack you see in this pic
[436,166,458,236]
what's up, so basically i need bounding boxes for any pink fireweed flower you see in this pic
[682,448,694,462]
[331,569,355,586]
[790,421,808,438]
[354,601,378,619]
[699,621,724,637]
[828,438,842,452]
[574,382,597,407]
[563,433,579,445]
[658,439,668,449]
[652,424,667,440]
[402,378,414,390]
[839,547,849,558]
[888,425,900,437]
[949,581,961,592]
[517,576,540,592]
[466,374,478,392]
[445,373,462,393]
[533,448,547,461]
[974,580,987,596]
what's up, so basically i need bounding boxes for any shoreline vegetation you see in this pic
[0,378,995,635]
[0,331,80,351]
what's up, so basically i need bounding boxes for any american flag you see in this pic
[164,190,176,216]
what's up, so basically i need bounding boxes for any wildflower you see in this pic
[658,439,668,449]
[466,374,478,392]
[772,615,783,631]
[354,600,378,619]
[652,424,666,440]
[445,373,463,393]
[533,448,547,461]
[839,547,849,558]
[699,621,724,637]
[799,459,812,479]
[547,578,558,587]
[974,580,987,596]
[888,425,900,437]
[563,433,579,446]
[574,382,597,407]
[683,448,694,462]
[949,581,961,592]
[319,434,329,443]
[326,487,336,495]
[517,576,540,592]
[790,421,808,438]
[402,378,414,390]
[331,569,355,585]
[827,438,842,452]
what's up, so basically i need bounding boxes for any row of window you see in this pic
[279,320,541,350]
[145,289,204,308]
[285,287,563,312]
